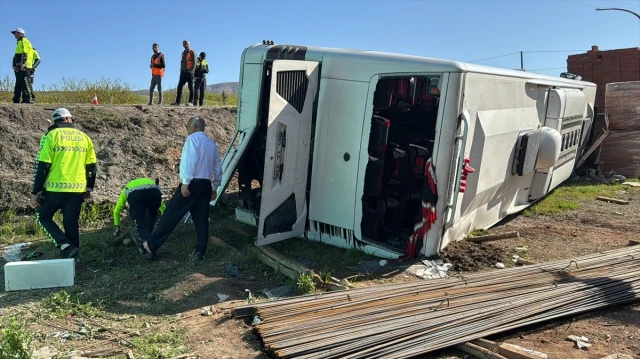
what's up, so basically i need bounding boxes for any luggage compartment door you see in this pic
[256,60,319,246]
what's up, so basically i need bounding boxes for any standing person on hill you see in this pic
[193,52,209,107]
[149,43,165,105]
[172,40,196,106]
[10,28,35,104]
[32,108,97,259]
[24,47,40,103]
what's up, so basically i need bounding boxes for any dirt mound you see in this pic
[0,104,237,211]
[440,240,509,272]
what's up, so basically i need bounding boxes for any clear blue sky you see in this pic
[1,0,638,91]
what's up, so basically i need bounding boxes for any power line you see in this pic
[467,52,520,63]
[528,67,567,71]
[603,0,640,7]
[523,50,588,53]
[467,49,588,64]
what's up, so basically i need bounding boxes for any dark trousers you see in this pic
[148,180,212,254]
[25,72,36,103]
[194,77,207,106]
[36,191,84,248]
[175,71,194,104]
[149,75,163,104]
[128,188,162,243]
[13,69,34,103]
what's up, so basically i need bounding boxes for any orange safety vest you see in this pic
[186,51,194,71]
[151,54,164,76]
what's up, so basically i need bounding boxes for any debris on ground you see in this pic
[234,246,639,358]
[466,231,520,243]
[622,182,640,187]
[573,169,626,184]
[441,240,509,272]
[224,263,241,277]
[263,285,294,299]
[566,335,592,350]
[600,354,635,359]
[217,293,230,303]
[352,259,388,274]
[200,307,213,316]
[403,259,452,279]
[33,346,58,359]
[495,262,506,269]
[2,242,32,261]
[501,343,548,358]
[596,196,630,205]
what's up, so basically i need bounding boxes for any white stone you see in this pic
[4,259,75,291]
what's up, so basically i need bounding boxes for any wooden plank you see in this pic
[455,343,509,359]
[498,343,547,359]
[516,258,538,265]
[83,347,126,357]
[167,353,198,359]
[209,236,243,256]
[467,231,520,243]
[472,338,501,352]
[472,339,547,359]
[576,130,609,168]
[595,196,629,205]
[252,245,323,285]
[628,240,640,246]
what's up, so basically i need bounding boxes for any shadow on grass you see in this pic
[0,202,379,319]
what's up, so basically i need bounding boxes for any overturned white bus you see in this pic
[211,42,597,259]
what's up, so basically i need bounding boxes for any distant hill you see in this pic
[207,82,239,93]
[135,81,239,96]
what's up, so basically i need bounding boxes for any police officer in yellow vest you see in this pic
[112,178,167,254]
[10,28,35,103]
[193,52,209,107]
[32,108,97,258]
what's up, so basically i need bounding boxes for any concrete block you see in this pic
[4,259,75,291]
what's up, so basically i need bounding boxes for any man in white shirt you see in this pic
[141,116,222,260]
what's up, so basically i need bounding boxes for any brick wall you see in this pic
[567,46,640,113]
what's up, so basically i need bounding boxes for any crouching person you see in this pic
[113,178,166,254]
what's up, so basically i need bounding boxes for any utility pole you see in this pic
[595,7,640,20]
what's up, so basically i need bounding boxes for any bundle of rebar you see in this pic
[234,246,640,358]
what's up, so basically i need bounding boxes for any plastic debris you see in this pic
[217,293,230,303]
[2,242,32,262]
[496,262,506,269]
[224,262,241,277]
[263,285,294,299]
[404,260,452,280]
[566,335,591,350]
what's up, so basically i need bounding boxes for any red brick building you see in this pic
[567,46,640,113]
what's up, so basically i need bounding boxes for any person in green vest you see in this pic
[28,48,40,101]
[113,178,166,254]
[10,27,35,103]
[32,108,97,258]
[193,52,209,107]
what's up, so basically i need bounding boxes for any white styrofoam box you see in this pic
[4,259,75,291]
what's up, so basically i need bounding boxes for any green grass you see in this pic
[41,291,105,319]
[0,75,238,106]
[131,330,189,359]
[0,202,115,246]
[295,273,316,294]
[524,178,640,216]
[468,229,490,237]
[0,319,34,359]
